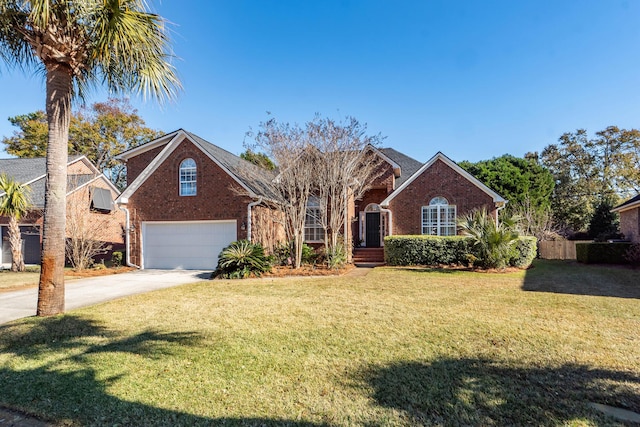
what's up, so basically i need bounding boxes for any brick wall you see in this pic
[619,208,640,243]
[126,145,165,183]
[388,158,497,235]
[125,137,254,266]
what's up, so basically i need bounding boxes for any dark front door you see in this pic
[366,212,381,247]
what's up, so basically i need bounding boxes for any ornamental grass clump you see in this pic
[213,240,272,279]
[458,208,520,269]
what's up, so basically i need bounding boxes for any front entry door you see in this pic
[366,212,381,247]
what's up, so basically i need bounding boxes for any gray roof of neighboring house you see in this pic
[0,156,96,208]
[186,131,280,200]
[613,193,640,212]
[378,147,423,187]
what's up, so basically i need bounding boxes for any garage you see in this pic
[142,221,237,269]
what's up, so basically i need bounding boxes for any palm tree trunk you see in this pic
[8,216,24,272]
[37,64,72,317]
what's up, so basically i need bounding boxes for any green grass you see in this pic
[0,260,638,426]
[0,268,40,290]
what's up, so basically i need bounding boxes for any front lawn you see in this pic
[0,260,638,426]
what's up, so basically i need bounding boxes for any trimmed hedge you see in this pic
[510,236,537,268]
[384,235,537,269]
[575,242,632,264]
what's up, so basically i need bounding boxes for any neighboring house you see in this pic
[116,129,506,270]
[612,194,640,243]
[0,156,125,266]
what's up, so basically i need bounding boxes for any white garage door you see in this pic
[142,221,237,269]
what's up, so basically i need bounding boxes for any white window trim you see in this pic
[179,158,197,196]
[304,197,325,243]
[422,197,457,236]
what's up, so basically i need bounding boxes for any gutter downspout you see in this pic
[495,201,507,227]
[118,202,141,269]
[247,197,263,242]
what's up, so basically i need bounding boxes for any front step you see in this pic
[353,248,385,266]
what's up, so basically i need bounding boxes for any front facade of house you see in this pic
[0,156,124,266]
[352,148,505,249]
[612,194,640,243]
[117,130,506,270]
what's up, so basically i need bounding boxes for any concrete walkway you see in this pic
[0,270,210,325]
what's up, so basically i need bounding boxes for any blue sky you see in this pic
[1,0,639,163]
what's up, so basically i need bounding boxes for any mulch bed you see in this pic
[65,266,136,278]
[263,264,355,277]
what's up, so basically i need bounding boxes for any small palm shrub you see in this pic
[213,240,272,279]
[458,209,520,269]
[324,242,347,269]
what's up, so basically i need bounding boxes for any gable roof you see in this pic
[0,155,117,208]
[378,148,423,187]
[380,151,507,207]
[611,193,640,213]
[117,129,279,203]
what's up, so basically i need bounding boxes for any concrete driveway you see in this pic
[0,269,211,325]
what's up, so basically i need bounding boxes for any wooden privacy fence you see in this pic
[538,240,592,260]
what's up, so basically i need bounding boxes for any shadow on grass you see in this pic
[0,315,329,426]
[522,260,640,299]
[359,357,640,425]
[387,266,470,274]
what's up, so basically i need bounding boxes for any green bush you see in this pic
[384,235,473,266]
[384,235,536,269]
[111,251,123,267]
[509,236,537,268]
[576,242,632,264]
[213,240,272,279]
[273,242,318,266]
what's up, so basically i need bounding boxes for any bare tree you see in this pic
[511,196,562,241]
[309,117,385,266]
[65,180,120,271]
[248,118,317,269]
[247,115,385,268]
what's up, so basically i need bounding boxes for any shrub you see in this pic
[384,235,536,269]
[384,235,472,266]
[272,242,318,266]
[111,251,123,267]
[213,240,272,279]
[624,243,640,266]
[458,209,520,269]
[576,242,632,264]
[324,242,347,269]
[509,236,537,268]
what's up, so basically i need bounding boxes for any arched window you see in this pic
[304,196,324,242]
[179,158,197,196]
[422,196,456,236]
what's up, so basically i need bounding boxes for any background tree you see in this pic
[539,127,639,234]
[240,149,276,171]
[587,197,620,241]
[2,99,162,190]
[0,174,31,272]
[459,154,554,214]
[0,0,180,316]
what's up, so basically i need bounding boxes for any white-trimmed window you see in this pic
[422,196,456,236]
[304,197,324,242]
[179,158,197,196]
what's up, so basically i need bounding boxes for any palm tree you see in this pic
[0,0,180,316]
[0,174,31,272]
[458,208,520,269]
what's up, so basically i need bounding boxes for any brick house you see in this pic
[612,194,640,243]
[0,156,124,266]
[116,129,506,269]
